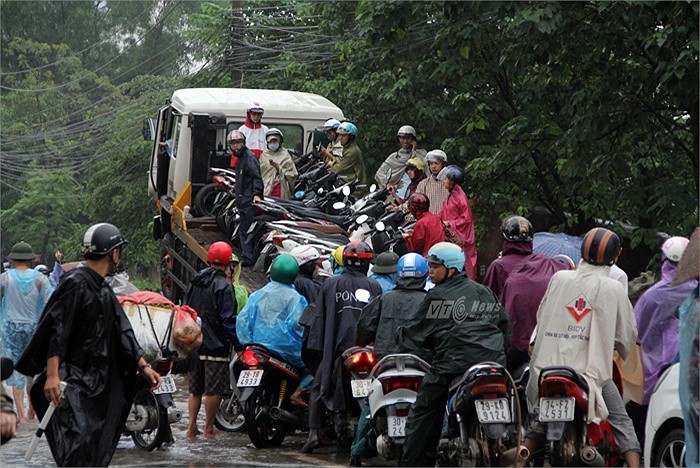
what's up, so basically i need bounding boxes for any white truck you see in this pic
[145,88,344,301]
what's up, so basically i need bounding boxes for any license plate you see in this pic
[387,416,406,437]
[539,397,575,422]
[153,374,177,395]
[237,369,264,387]
[475,397,512,423]
[350,379,372,398]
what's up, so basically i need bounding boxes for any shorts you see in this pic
[188,358,230,396]
[2,321,36,389]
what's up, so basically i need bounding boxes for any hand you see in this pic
[55,249,63,263]
[253,195,262,203]
[44,373,62,406]
[269,160,280,171]
[141,366,161,391]
[387,184,396,194]
[396,180,404,189]
[0,411,17,440]
[402,229,414,239]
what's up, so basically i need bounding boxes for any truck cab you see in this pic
[145,88,344,300]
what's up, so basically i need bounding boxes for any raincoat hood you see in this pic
[191,268,225,288]
[501,240,533,256]
[395,275,427,291]
[243,116,264,129]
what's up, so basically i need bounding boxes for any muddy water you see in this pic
[1,374,394,467]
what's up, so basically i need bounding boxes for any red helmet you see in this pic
[343,241,374,269]
[208,241,233,265]
[407,193,430,216]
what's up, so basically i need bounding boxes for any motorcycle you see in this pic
[534,366,622,466]
[366,354,430,461]
[123,355,182,451]
[338,346,377,448]
[215,355,246,432]
[234,344,307,448]
[437,362,521,466]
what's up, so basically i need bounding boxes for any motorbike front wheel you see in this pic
[243,386,287,448]
[194,184,228,217]
[130,388,168,451]
[215,393,246,432]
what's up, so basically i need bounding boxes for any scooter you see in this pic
[338,346,377,449]
[365,354,431,461]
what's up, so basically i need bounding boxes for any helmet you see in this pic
[9,241,35,260]
[290,245,321,266]
[336,122,358,137]
[227,129,246,143]
[207,241,233,265]
[247,101,264,114]
[426,242,465,272]
[82,223,127,257]
[581,228,621,266]
[405,157,426,172]
[323,118,341,131]
[397,253,429,278]
[501,216,534,243]
[332,246,345,266]
[343,241,374,268]
[552,254,576,270]
[269,254,299,285]
[425,149,447,164]
[437,164,465,186]
[661,236,690,263]
[397,125,417,138]
[266,128,284,143]
[373,251,399,274]
[34,264,49,274]
[407,193,430,216]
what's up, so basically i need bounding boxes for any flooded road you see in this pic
[1,374,392,467]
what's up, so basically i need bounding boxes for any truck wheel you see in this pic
[160,233,182,303]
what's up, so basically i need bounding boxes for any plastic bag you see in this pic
[132,311,161,363]
[172,305,202,352]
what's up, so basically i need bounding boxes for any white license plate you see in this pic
[387,416,406,437]
[153,374,177,395]
[539,397,575,422]
[350,379,372,398]
[237,369,264,387]
[475,397,512,423]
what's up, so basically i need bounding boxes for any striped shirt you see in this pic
[415,175,449,214]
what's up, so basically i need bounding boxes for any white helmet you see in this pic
[290,245,321,266]
[426,149,447,163]
[247,101,264,114]
[397,125,417,138]
[661,236,690,263]
[323,118,341,131]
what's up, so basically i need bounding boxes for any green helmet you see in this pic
[9,241,35,261]
[372,251,399,274]
[269,254,299,285]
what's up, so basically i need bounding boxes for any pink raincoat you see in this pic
[438,185,477,279]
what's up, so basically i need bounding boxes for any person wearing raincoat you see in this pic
[483,216,537,298]
[328,122,367,194]
[227,254,249,313]
[374,125,427,190]
[628,235,696,442]
[260,128,298,200]
[368,251,399,293]
[437,165,478,280]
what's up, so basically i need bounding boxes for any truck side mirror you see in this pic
[143,117,156,141]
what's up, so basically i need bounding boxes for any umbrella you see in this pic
[533,232,583,265]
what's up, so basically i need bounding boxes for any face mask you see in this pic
[267,142,280,152]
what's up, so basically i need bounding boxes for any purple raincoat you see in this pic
[483,241,533,298]
[634,258,698,404]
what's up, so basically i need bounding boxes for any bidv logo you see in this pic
[426,298,500,324]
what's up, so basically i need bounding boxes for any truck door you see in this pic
[149,104,173,198]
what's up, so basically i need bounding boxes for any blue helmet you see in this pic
[426,242,465,272]
[397,253,429,278]
[337,121,358,137]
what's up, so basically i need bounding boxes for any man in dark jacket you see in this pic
[290,245,323,306]
[300,241,382,453]
[229,130,264,266]
[16,223,160,467]
[483,215,535,298]
[184,241,239,438]
[351,252,433,464]
[399,242,509,467]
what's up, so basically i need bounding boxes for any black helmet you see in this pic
[343,241,374,269]
[82,223,127,257]
[437,164,465,186]
[581,227,621,266]
[501,216,533,243]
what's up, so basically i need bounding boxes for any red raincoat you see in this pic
[438,185,477,279]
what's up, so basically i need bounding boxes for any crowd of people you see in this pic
[0,115,698,468]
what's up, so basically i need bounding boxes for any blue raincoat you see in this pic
[634,258,698,404]
[236,281,308,370]
[369,272,397,293]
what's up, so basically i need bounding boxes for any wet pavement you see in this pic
[1,375,394,467]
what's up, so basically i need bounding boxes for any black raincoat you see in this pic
[16,266,143,467]
[305,269,382,411]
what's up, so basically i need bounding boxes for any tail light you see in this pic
[379,375,423,394]
[471,375,507,397]
[153,359,173,374]
[346,350,376,374]
[395,407,410,417]
[273,234,289,247]
[212,175,226,185]
[540,376,589,409]
[243,349,269,367]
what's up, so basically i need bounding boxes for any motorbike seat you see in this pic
[292,220,346,235]
[539,366,589,392]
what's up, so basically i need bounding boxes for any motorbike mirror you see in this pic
[342,185,351,196]
[355,214,369,225]
[355,288,371,303]
[369,184,377,193]
[332,201,346,211]
[375,221,386,232]
[317,187,324,194]
[294,190,306,200]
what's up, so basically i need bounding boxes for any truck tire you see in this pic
[160,233,182,303]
